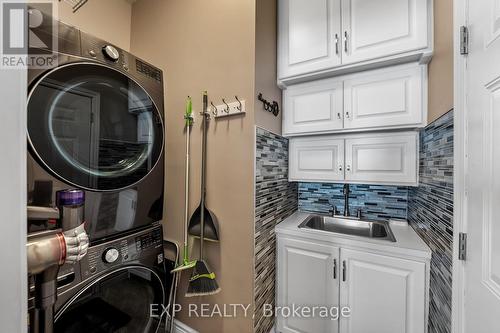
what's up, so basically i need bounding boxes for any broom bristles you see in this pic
[185,260,221,297]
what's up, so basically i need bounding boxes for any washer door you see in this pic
[28,63,163,191]
[55,266,165,333]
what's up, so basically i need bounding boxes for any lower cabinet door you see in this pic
[277,237,340,333]
[339,249,426,333]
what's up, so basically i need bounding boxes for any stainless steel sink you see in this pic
[298,215,396,242]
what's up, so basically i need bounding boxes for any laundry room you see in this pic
[2,0,500,333]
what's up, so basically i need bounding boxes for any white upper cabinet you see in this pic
[277,0,433,84]
[289,131,418,186]
[278,0,342,78]
[343,64,426,130]
[341,0,430,65]
[283,63,427,136]
[344,132,418,185]
[289,136,345,182]
[283,77,344,135]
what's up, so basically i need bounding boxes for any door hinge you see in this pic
[458,232,467,261]
[460,26,469,55]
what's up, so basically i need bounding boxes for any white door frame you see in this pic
[452,0,467,332]
[0,66,27,332]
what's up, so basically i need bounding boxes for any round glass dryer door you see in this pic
[54,266,165,333]
[28,63,164,191]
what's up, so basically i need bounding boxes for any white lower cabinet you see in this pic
[276,237,427,333]
[339,248,426,333]
[289,131,418,186]
[277,238,340,333]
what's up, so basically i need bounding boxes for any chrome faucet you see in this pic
[343,183,350,217]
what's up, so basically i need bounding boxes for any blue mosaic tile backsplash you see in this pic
[299,183,409,220]
[409,110,454,333]
[254,127,298,333]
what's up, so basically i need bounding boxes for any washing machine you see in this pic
[27,19,165,244]
[52,224,168,333]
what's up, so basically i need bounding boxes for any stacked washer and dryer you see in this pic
[27,19,168,333]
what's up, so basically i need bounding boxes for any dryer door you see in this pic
[27,62,164,191]
[54,266,165,333]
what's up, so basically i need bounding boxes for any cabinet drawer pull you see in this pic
[342,260,346,282]
[344,31,349,53]
[334,33,339,55]
[333,259,337,279]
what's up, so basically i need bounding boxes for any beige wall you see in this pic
[255,0,282,134]
[428,0,454,123]
[131,1,257,332]
[57,0,132,51]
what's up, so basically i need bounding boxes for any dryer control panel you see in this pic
[81,225,163,279]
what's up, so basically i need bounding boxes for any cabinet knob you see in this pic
[345,111,350,119]
[337,112,342,119]
[346,165,351,172]
[339,165,343,171]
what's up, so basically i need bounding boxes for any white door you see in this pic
[459,0,500,331]
[341,0,429,64]
[289,136,345,182]
[283,78,344,135]
[339,248,426,333]
[343,63,426,130]
[344,132,418,185]
[278,0,342,79]
[277,237,340,333]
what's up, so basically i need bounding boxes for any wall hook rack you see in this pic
[211,96,246,119]
[258,93,280,117]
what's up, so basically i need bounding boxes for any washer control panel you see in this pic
[81,225,162,279]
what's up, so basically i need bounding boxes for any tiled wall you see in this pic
[299,183,409,220]
[408,110,454,333]
[254,127,298,333]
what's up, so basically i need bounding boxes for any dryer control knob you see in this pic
[102,45,120,62]
[103,248,120,263]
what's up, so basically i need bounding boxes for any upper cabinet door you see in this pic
[278,0,342,79]
[344,132,418,185]
[339,248,426,333]
[343,64,426,130]
[283,77,344,136]
[341,0,430,64]
[289,136,345,182]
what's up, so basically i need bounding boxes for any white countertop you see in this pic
[276,211,432,260]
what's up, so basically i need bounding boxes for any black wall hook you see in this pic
[258,93,280,117]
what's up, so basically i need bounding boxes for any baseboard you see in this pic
[174,319,199,333]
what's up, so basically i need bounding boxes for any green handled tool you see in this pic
[171,97,196,273]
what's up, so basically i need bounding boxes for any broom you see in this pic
[185,92,220,297]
